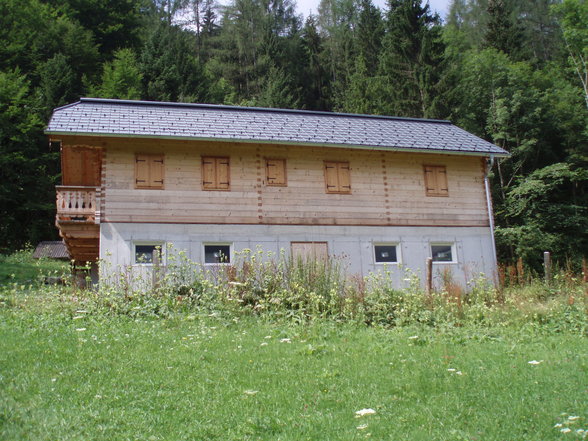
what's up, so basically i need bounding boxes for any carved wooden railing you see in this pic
[56,186,99,222]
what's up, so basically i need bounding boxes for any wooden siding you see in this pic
[56,135,490,227]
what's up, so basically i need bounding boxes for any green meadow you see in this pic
[0,252,586,440]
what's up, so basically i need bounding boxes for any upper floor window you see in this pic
[202,157,230,191]
[135,154,164,189]
[324,161,351,194]
[424,165,448,197]
[266,158,287,186]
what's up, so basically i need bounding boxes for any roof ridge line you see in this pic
[77,97,452,125]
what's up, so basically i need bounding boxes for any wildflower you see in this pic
[447,368,456,372]
[568,416,580,421]
[527,360,542,365]
[357,424,369,430]
[280,338,291,343]
[561,428,571,433]
[408,335,418,340]
[455,371,463,375]
[76,328,86,332]
[264,335,272,339]
[555,423,563,428]
[244,390,258,395]
[260,342,268,346]
[355,408,376,417]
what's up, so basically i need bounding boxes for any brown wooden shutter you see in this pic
[149,155,164,187]
[202,157,230,190]
[136,155,149,187]
[202,157,215,189]
[338,162,351,192]
[266,159,286,186]
[216,158,230,190]
[324,161,339,193]
[437,167,448,196]
[424,165,448,197]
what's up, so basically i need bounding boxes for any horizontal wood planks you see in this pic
[58,135,490,227]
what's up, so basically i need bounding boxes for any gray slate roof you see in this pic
[46,98,508,157]
[33,241,69,260]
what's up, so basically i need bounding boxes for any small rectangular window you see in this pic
[424,165,448,197]
[324,161,351,194]
[136,154,164,189]
[202,157,230,190]
[204,244,231,264]
[374,244,399,264]
[266,158,287,186]
[431,244,455,262]
[134,243,164,265]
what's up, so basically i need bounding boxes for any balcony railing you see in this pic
[56,186,99,223]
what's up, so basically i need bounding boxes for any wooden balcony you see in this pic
[55,186,100,264]
[56,186,99,223]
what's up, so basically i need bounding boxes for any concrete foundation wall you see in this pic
[100,223,497,289]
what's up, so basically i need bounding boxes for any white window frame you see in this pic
[373,243,401,265]
[430,242,457,264]
[203,243,233,265]
[132,242,166,266]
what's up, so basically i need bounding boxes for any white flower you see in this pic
[244,390,258,395]
[264,335,272,339]
[561,428,572,433]
[356,424,369,430]
[447,368,456,372]
[408,335,419,339]
[455,371,463,375]
[528,360,542,365]
[280,338,291,343]
[76,328,86,332]
[355,408,376,417]
[260,342,268,346]
[555,423,564,428]
[568,416,580,421]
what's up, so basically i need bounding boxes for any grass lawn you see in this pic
[0,250,68,285]
[1,303,586,440]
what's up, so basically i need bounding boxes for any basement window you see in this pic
[133,243,164,265]
[374,244,400,264]
[204,244,232,264]
[431,243,456,263]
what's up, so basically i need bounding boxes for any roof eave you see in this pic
[45,130,510,158]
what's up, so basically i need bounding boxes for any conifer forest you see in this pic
[0,0,586,270]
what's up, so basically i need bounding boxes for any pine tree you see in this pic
[379,0,446,118]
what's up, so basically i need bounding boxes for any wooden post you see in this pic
[544,251,551,286]
[426,257,433,295]
[152,248,160,292]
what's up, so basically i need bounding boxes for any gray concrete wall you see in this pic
[99,222,497,290]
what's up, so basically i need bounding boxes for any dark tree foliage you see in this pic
[379,0,446,118]
[140,22,211,102]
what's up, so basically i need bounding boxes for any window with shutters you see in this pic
[423,165,448,197]
[324,161,351,194]
[135,154,164,189]
[265,158,287,186]
[202,157,230,190]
